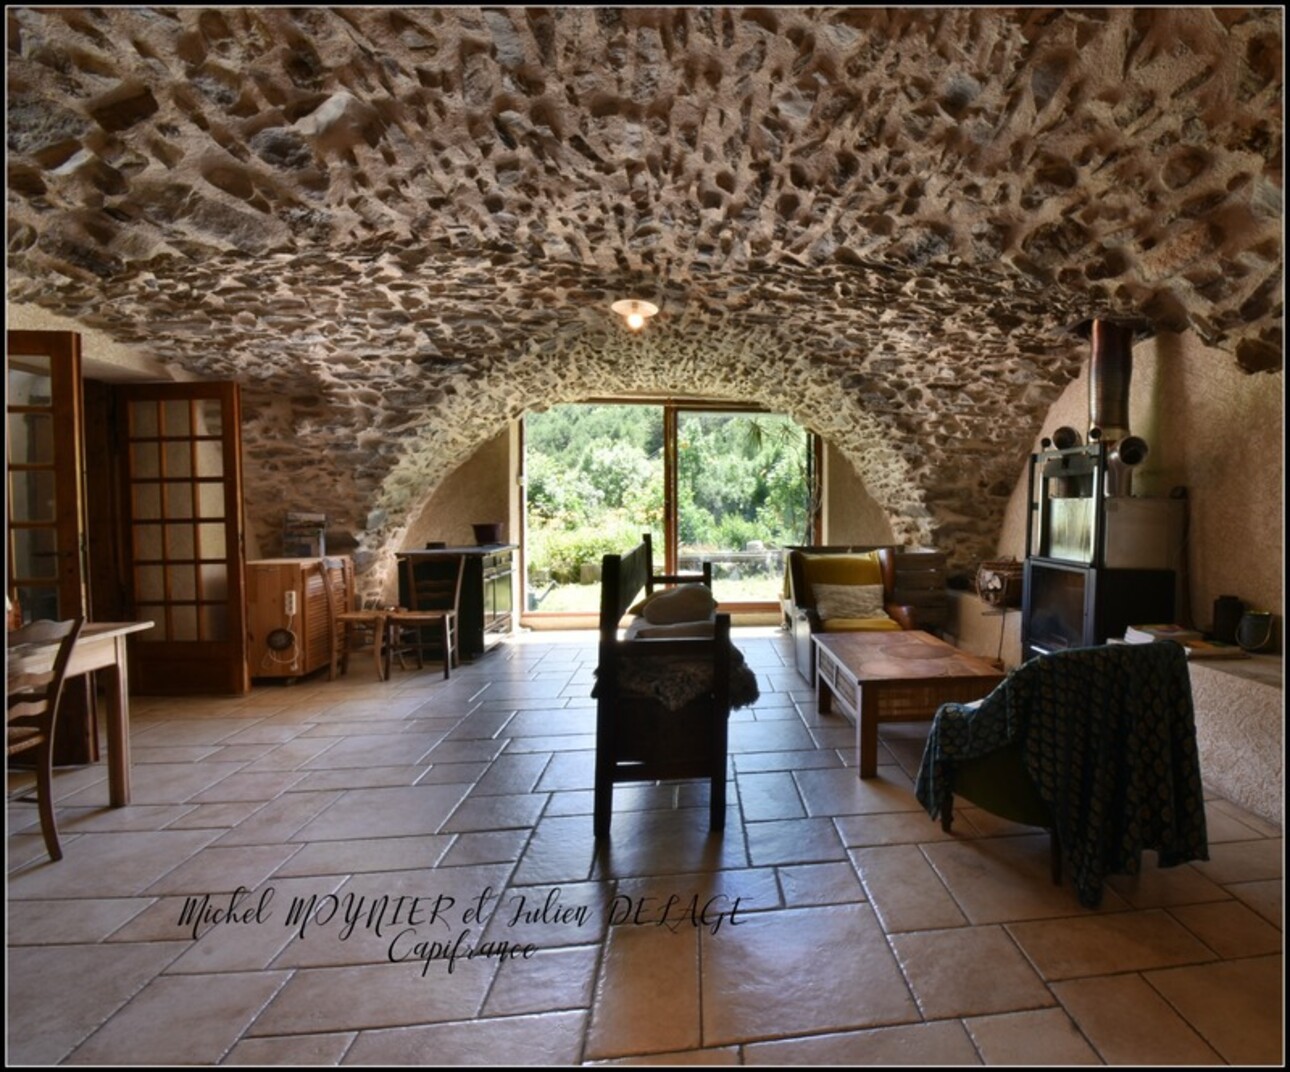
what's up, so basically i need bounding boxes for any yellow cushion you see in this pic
[801,552,882,587]
[820,616,902,632]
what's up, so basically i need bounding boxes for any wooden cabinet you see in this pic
[888,549,949,631]
[246,557,351,680]
[397,546,515,660]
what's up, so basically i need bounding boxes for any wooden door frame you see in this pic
[6,330,88,621]
[6,330,102,763]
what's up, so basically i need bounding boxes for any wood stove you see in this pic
[1021,319,1184,660]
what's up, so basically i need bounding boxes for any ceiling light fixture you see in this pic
[611,298,659,332]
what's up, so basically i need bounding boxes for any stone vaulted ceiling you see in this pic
[5,6,1283,580]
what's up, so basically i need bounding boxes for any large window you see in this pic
[523,402,817,616]
[676,410,814,604]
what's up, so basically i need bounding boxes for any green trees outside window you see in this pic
[524,404,813,613]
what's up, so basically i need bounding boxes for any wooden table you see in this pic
[813,631,1005,778]
[7,621,153,805]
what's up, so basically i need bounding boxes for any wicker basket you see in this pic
[976,558,1023,608]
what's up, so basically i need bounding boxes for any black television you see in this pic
[1022,559,1175,660]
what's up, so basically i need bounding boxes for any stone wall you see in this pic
[824,442,897,546]
[400,429,512,552]
[5,7,1281,603]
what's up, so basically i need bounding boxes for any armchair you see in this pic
[786,545,911,680]
[915,640,1209,907]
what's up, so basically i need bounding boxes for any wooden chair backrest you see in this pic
[642,532,712,595]
[7,617,85,730]
[404,553,466,614]
[599,542,651,644]
[320,556,354,614]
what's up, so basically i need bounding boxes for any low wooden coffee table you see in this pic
[813,631,1005,778]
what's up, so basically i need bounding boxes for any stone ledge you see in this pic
[1187,651,1282,689]
[948,590,1283,826]
[1189,658,1283,827]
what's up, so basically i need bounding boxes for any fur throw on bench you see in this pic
[593,639,761,711]
[594,583,760,711]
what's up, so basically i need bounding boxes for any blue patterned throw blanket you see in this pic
[915,641,1208,907]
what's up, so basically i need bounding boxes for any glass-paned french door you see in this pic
[6,331,87,625]
[117,382,249,694]
[676,410,814,605]
[523,404,665,614]
[522,401,817,616]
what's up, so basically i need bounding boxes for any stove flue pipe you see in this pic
[1079,318,1149,496]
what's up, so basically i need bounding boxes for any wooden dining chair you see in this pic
[7,616,86,861]
[319,556,356,680]
[388,554,467,678]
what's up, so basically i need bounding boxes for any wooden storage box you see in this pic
[246,557,351,680]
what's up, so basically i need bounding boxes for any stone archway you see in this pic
[134,249,1094,595]
[353,325,938,599]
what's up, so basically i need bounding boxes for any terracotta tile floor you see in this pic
[6,628,1283,1065]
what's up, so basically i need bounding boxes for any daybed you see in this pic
[591,535,759,836]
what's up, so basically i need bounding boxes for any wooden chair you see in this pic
[320,558,392,680]
[388,554,466,679]
[336,602,391,679]
[319,556,354,681]
[7,616,85,861]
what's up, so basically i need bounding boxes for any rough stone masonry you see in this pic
[5,7,1282,590]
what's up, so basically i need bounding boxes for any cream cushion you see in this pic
[812,582,887,621]
[636,583,717,625]
[624,617,715,640]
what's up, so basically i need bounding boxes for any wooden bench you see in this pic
[593,536,731,837]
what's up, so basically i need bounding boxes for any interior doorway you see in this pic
[522,400,818,619]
